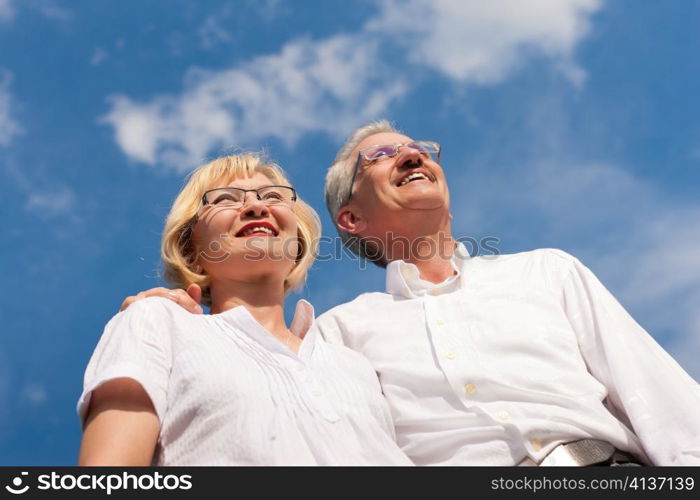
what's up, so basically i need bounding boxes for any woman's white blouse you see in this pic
[77,297,410,465]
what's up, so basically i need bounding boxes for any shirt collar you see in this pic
[385,242,470,298]
[289,299,315,339]
[212,299,317,357]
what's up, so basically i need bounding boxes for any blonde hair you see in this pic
[324,119,399,266]
[162,153,321,306]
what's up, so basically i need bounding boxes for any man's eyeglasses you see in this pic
[201,185,297,209]
[348,141,441,200]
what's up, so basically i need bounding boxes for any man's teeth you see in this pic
[241,226,275,236]
[399,172,429,186]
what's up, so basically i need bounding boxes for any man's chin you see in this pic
[397,196,447,211]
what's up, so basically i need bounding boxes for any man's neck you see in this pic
[381,215,457,284]
[409,251,456,284]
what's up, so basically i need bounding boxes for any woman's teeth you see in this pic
[241,226,275,236]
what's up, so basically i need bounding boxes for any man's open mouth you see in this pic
[396,170,434,187]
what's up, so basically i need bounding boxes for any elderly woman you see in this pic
[77,154,410,465]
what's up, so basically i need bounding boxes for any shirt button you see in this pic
[446,352,456,360]
[436,319,446,326]
[497,411,511,422]
[464,383,477,395]
[429,289,441,296]
[401,267,416,278]
[531,439,542,452]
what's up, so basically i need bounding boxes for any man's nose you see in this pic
[396,145,423,169]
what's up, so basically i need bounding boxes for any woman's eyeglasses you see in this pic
[201,185,297,209]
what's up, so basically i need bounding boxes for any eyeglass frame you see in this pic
[201,185,297,209]
[346,141,441,202]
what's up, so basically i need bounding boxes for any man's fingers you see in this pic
[120,287,181,312]
[171,288,203,314]
[119,286,202,314]
[119,296,136,312]
[186,284,203,312]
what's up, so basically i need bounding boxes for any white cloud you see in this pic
[25,185,76,218]
[101,97,164,164]
[369,0,600,85]
[0,70,21,146]
[90,47,108,66]
[21,383,47,406]
[248,0,283,21]
[3,160,77,220]
[34,0,71,22]
[103,0,600,170]
[0,0,13,21]
[0,0,71,23]
[198,8,234,50]
[103,35,407,171]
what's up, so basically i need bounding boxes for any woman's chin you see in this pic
[215,251,295,278]
[236,237,297,262]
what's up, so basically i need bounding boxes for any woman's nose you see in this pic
[241,193,270,217]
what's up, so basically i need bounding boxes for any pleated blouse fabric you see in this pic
[78,297,411,465]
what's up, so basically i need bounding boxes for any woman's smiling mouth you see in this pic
[235,222,279,237]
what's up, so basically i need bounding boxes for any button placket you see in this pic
[425,294,479,407]
[425,295,453,363]
[296,365,340,423]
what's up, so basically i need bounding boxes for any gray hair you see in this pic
[324,119,400,266]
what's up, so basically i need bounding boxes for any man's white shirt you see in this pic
[316,245,700,465]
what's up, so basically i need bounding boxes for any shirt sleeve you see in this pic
[76,297,174,427]
[561,256,700,465]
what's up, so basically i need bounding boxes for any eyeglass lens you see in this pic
[205,186,294,206]
[363,142,438,162]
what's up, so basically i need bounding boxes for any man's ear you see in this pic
[336,205,367,234]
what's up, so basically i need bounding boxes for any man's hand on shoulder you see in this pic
[119,284,203,314]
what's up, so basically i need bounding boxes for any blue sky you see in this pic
[1,0,699,465]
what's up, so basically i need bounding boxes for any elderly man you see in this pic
[121,120,700,466]
[317,120,700,466]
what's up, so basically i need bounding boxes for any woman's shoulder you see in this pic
[105,296,195,336]
[118,296,191,318]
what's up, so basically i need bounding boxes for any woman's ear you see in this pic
[336,206,366,234]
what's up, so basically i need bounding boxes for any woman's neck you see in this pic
[209,278,288,338]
